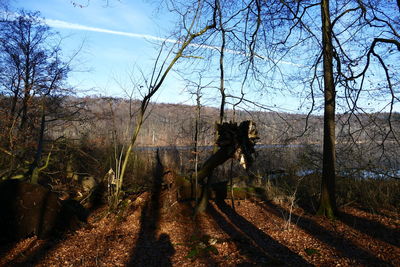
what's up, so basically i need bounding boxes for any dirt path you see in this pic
[1,192,399,266]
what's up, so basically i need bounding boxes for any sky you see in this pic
[8,0,199,104]
[4,0,304,112]
[4,0,399,113]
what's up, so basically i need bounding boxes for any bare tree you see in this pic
[0,0,10,22]
[108,0,217,208]
[317,0,337,217]
[0,11,75,182]
[167,0,399,217]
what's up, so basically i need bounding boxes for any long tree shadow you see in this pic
[338,209,399,247]
[129,149,175,266]
[208,200,312,266]
[181,211,220,266]
[352,206,399,221]
[261,201,392,266]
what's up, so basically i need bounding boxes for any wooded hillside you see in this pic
[47,96,399,148]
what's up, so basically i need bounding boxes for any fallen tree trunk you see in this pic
[194,120,258,215]
[0,179,88,243]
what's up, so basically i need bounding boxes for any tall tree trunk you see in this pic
[10,86,20,119]
[27,102,46,183]
[317,0,337,218]
[198,9,227,214]
[20,87,30,130]
[193,91,201,202]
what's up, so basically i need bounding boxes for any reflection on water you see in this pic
[292,169,400,180]
[339,169,400,180]
[133,145,399,180]
[133,144,312,151]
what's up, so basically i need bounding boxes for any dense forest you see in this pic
[1,0,399,266]
[45,96,400,173]
[48,96,399,147]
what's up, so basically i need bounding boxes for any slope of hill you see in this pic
[50,96,399,148]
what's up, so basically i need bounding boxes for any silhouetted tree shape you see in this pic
[0,11,75,182]
[195,120,258,214]
[129,149,175,266]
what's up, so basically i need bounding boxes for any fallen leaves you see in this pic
[0,193,399,266]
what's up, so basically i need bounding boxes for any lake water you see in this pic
[133,145,399,180]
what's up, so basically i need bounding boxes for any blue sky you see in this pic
[9,0,196,103]
[5,0,399,113]
[6,0,303,111]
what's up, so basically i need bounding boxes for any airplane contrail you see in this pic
[1,11,300,66]
[45,18,178,44]
[45,18,300,66]
[45,18,240,54]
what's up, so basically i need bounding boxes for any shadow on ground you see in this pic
[129,149,175,266]
[208,200,312,266]
[258,201,392,266]
[339,208,399,247]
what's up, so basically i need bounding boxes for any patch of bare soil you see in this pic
[1,192,399,267]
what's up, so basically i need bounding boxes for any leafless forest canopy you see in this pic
[49,96,398,146]
[45,96,400,173]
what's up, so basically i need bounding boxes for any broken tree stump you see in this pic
[195,120,258,214]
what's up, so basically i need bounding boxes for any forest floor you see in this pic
[0,190,399,267]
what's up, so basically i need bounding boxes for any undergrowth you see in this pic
[264,173,400,214]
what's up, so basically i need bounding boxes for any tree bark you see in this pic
[317,0,337,218]
[194,145,236,215]
[193,91,201,202]
[27,103,46,183]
